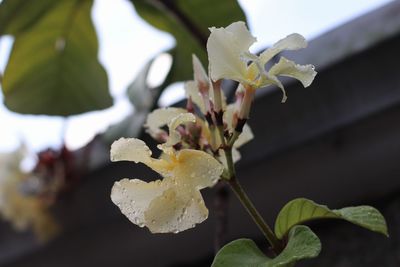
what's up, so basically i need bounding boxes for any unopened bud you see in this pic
[238,85,256,120]
[211,80,223,113]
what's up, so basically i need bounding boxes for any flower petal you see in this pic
[145,108,187,139]
[236,124,254,148]
[110,138,152,164]
[207,21,256,82]
[174,149,224,189]
[111,178,171,228]
[259,33,307,65]
[111,138,174,177]
[163,113,196,148]
[225,21,257,50]
[259,72,288,103]
[269,57,317,88]
[192,54,209,88]
[232,147,241,163]
[144,189,208,233]
[184,81,206,114]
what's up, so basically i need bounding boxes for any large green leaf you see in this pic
[131,0,246,84]
[274,198,388,239]
[0,0,56,35]
[211,225,321,267]
[1,0,112,116]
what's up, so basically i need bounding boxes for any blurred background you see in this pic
[0,0,399,266]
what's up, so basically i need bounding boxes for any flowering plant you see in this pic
[0,147,59,241]
[110,21,388,266]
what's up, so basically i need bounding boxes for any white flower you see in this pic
[207,21,317,102]
[110,113,224,233]
[0,147,58,240]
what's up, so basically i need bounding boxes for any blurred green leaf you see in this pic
[131,0,246,84]
[1,0,112,116]
[211,226,321,267]
[127,58,155,111]
[0,0,56,35]
[275,198,389,239]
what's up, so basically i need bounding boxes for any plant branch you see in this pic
[151,0,207,47]
[223,148,236,179]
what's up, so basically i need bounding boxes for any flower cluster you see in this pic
[110,21,316,233]
[0,146,59,240]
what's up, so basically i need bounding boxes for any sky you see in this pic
[0,0,394,152]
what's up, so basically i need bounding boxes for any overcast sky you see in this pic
[0,0,393,152]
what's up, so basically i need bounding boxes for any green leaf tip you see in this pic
[274,198,389,239]
[212,226,321,267]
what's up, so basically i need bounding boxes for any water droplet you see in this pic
[173,229,180,234]
[55,37,66,51]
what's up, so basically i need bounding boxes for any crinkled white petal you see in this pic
[207,21,256,82]
[144,188,208,233]
[145,107,187,138]
[110,140,222,234]
[111,178,171,228]
[110,138,152,164]
[163,113,196,147]
[225,21,257,50]
[184,81,206,113]
[260,33,307,66]
[269,57,317,88]
[259,72,288,103]
[174,149,224,189]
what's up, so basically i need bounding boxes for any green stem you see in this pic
[227,130,241,147]
[223,148,236,179]
[217,125,226,146]
[228,176,283,254]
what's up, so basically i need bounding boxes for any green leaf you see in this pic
[211,226,321,267]
[127,58,155,111]
[2,0,112,116]
[274,198,389,239]
[131,0,246,84]
[0,0,57,35]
